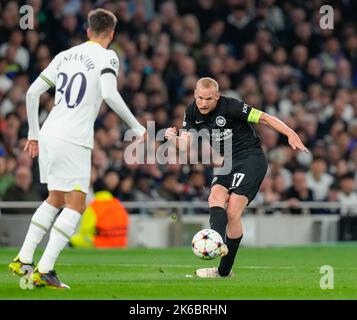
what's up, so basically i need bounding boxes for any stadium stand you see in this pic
[0,0,357,218]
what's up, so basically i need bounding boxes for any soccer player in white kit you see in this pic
[8,9,146,288]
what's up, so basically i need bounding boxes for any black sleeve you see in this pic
[226,98,252,121]
[101,68,117,76]
[182,103,196,130]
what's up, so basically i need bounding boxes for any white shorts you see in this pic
[39,135,91,194]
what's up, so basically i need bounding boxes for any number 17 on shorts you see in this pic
[231,173,245,188]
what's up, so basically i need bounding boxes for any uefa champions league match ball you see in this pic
[192,229,224,260]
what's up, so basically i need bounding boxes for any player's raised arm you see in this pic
[228,99,308,153]
[100,56,146,137]
[259,112,309,153]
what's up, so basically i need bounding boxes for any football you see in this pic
[192,229,224,260]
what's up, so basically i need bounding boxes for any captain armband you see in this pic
[247,108,262,124]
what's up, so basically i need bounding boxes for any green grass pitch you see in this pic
[1,244,357,299]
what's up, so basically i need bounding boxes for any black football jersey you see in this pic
[182,96,263,158]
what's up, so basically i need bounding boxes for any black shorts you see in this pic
[211,150,268,204]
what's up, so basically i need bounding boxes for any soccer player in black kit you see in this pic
[165,77,308,278]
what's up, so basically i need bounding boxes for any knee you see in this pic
[46,195,64,209]
[64,191,87,214]
[208,191,224,207]
[226,208,242,223]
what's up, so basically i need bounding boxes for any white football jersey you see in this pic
[39,41,120,148]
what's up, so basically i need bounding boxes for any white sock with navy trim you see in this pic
[38,208,81,273]
[18,201,60,264]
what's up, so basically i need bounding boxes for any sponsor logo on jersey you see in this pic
[211,177,218,185]
[195,120,205,124]
[211,129,232,141]
[216,116,226,127]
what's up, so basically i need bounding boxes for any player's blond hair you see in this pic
[196,77,219,92]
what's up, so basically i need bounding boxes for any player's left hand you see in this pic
[24,140,39,158]
[288,132,309,153]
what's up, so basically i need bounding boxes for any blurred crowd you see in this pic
[1,0,357,214]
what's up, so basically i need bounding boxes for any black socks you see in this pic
[209,206,243,277]
[218,234,243,277]
[209,206,228,241]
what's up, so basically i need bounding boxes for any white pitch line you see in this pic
[1,261,357,270]
[29,263,357,270]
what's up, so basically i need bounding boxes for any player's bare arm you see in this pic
[259,112,309,153]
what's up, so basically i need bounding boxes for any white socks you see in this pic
[38,208,81,273]
[18,203,82,273]
[18,201,60,264]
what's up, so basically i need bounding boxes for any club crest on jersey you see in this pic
[110,58,119,70]
[216,116,226,127]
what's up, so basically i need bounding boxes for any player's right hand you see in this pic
[164,127,177,140]
[24,140,39,158]
[288,131,309,153]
